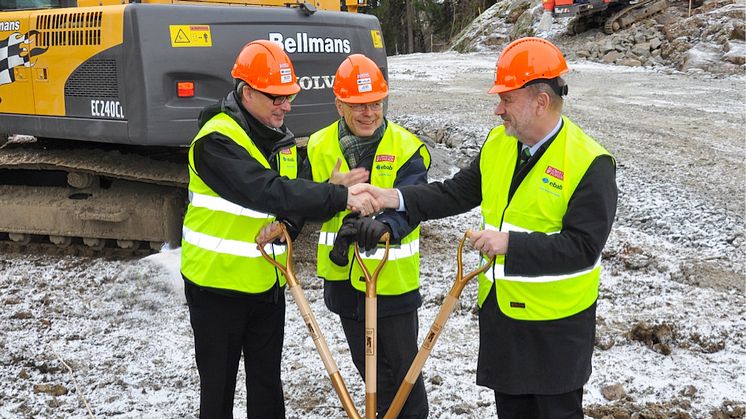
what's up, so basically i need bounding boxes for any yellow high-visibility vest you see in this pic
[478,116,614,320]
[307,121,430,295]
[181,112,297,293]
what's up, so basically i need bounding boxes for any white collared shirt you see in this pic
[520,117,563,157]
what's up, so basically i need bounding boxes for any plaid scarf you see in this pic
[338,118,387,169]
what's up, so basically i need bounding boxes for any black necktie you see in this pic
[518,147,532,168]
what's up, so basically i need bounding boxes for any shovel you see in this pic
[383,230,496,419]
[257,223,362,419]
[352,233,391,419]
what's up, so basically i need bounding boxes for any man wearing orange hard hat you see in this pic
[181,40,379,418]
[352,37,618,418]
[305,53,431,418]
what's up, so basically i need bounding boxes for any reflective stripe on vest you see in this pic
[482,222,600,281]
[189,191,276,219]
[180,112,297,294]
[307,120,430,295]
[318,232,420,261]
[182,226,286,258]
[478,116,613,321]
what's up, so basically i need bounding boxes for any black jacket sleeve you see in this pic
[375,148,429,242]
[399,151,483,224]
[504,155,618,275]
[192,132,348,220]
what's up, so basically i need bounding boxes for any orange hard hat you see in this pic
[488,37,569,95]
[333,54,388,104]
[231,40,300,96]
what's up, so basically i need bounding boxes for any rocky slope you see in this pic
[451,0,746,75]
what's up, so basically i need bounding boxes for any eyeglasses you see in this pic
[254,89,297,106]
[344,101,384,112]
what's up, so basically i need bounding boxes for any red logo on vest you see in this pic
[545,166,564,180]
[280,148,293,155]
[376,155,395,162]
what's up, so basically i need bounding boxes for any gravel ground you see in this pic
[0,53,744,418]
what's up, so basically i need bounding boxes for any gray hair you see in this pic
[235,79,248,96]
[526,78,565,112]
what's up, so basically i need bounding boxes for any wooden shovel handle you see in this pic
[383,230,495,419]
[256,222,363,419]
[353,232,391,419]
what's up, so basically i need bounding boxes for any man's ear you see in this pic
[535,91,551,115]
[335,99,344,117]
[237,84,250,109]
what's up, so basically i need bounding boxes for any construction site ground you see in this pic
[0,53,744,418]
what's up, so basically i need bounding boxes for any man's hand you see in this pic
[347,190,380,216]
[349,183,400,209]
[256,221,285,246]
[329,215,391,264]
[469,230,509,257]
[329,214,359,266]
[330,158,369,187]
[355,217,391,252]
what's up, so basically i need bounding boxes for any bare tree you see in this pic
[406,0,415,53]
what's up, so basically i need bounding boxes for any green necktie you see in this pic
[519,146,532,167]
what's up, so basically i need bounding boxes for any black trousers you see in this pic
[494,388,584,419]
[340,311,429,419]
[185,281,286,419]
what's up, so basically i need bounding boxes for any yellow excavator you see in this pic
[0,0,386,254]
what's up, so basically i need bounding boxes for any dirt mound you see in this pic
[628,321,676,355]
[586,399,746,418]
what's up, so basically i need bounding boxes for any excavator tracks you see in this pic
[0,139,188,256]
[0,238,156,259]
[603,0,669,33]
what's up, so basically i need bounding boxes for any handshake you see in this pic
[345,183,401,216]
[330,158,399,217]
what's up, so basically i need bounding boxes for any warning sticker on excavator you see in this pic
[169,25,212,48]
[371,30,383,49]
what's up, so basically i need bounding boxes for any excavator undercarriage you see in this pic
[0,137,187,255]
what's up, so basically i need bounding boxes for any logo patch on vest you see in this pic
[510,301,526,309]
[376,154,395,163]
[280,148,293,154]
[375,163,393,171]
[542,177,563,190]
[545,166,564,180]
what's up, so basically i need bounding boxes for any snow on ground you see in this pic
[0,53,744,418]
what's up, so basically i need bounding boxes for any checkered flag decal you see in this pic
[0,31,45,86]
